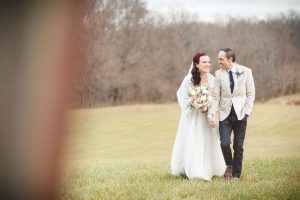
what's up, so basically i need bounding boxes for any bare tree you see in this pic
[72,1,300,107]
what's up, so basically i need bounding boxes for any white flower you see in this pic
[190,89,196,96]
[207,95,212,101]
[202,89,209,94]
[235,68,245,78]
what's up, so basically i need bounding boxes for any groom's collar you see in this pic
[226,63,237,73]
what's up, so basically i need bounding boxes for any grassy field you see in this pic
[58,94,300,199]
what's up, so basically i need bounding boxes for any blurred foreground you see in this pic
[0,1,82,200]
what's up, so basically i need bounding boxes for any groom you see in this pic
[208,48,255,180]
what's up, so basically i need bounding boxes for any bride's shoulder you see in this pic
[183,75,192,82]
[208,73,215,80]
[179,75,192,87]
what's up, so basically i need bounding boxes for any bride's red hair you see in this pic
[191,52,208,86]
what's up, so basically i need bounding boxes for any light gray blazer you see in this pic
[208,64,255,121]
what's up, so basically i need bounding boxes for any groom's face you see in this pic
[218,51,232,69]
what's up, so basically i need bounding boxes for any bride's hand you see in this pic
[209,117,217,128]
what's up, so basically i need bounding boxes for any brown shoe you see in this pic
[224,166,233,180]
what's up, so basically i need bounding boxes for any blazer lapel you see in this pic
[233,65,246,94]
[208,73,214,90]
[221,69,231,93]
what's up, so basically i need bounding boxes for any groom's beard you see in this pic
[220,65,226,70]
[221,65,230,70]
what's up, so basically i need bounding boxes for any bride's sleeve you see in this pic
[176,76,191,111]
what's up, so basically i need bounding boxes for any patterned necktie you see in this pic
[229,70,234,93]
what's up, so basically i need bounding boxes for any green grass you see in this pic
[59,159,299,200]
[59,94,300,199]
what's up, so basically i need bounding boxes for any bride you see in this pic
[171,52,226,181]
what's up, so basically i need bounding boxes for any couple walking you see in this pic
[171,48,255,181]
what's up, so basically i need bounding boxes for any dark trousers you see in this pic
[219,106,248,178]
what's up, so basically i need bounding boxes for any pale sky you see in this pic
[143,0,300,22]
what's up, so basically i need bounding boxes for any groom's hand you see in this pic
[210,120,216,128]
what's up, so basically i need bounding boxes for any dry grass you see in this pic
[59,94,300,199]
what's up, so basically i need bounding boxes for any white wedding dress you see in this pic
[171,70,226,181]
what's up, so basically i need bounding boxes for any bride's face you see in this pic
[196,55,211,73]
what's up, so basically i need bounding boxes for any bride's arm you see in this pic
[176,75,191,111]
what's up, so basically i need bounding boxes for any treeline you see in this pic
[73,0,300,107]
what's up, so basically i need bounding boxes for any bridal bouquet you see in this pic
[187,85,212,112]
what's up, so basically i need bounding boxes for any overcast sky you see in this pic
[143,0,300,22]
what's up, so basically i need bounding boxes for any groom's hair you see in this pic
[220,48,235,62]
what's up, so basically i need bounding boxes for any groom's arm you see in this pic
[208,71,221,120]
[244,69,255,116]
